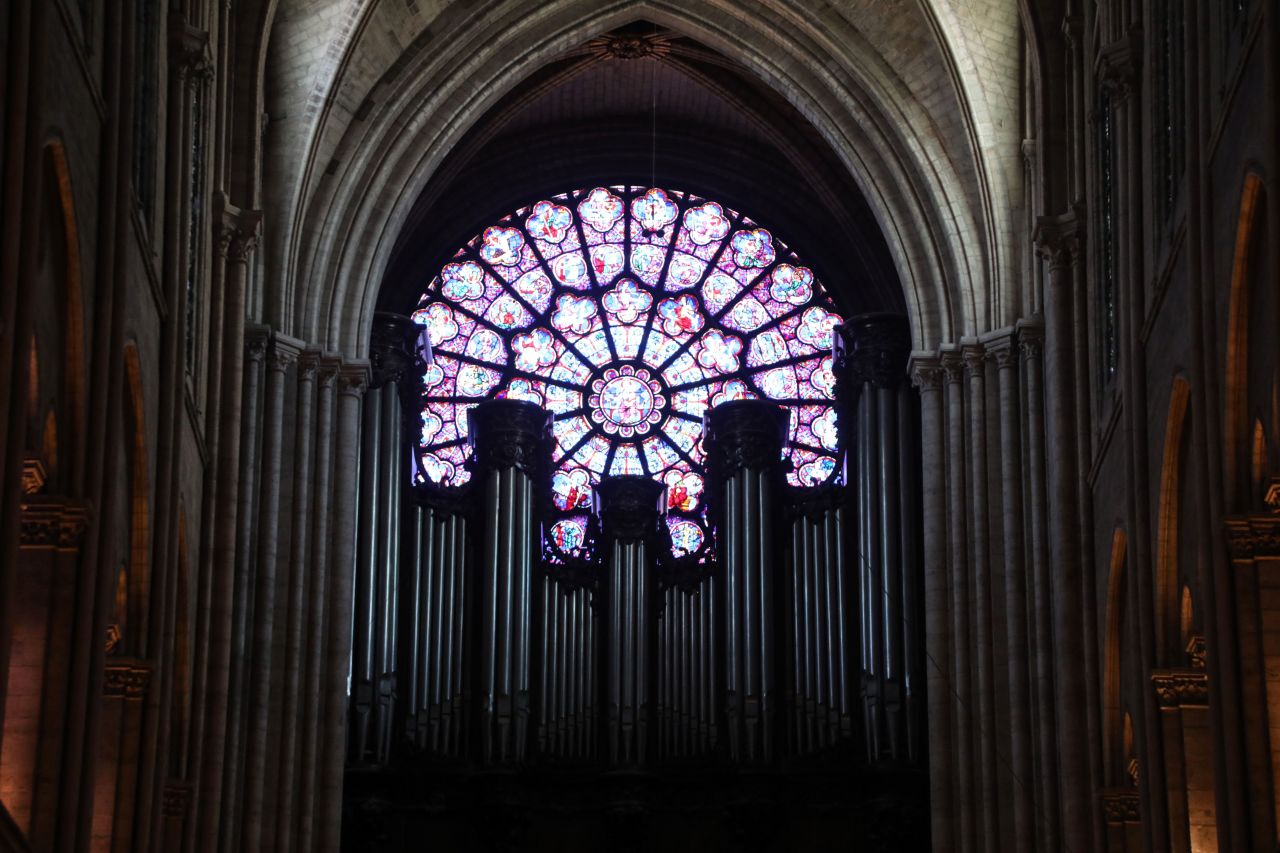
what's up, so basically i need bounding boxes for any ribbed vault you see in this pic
[260,0,1027,355]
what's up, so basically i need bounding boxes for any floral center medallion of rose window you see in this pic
[588,364,665,437]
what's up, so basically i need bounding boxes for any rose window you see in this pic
[412,186,846,561]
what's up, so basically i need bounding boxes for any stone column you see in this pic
[834,313,917,763]
[706,399,788,763]
[596,475,664,766]
[272,351,317,853]
[195,203,260,853]
[910,355,951,853]
[351,313,416,766]
[320,362,369,852]
[469,399,551,764]
[240,334,298,851]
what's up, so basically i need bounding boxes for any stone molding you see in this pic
[1150,669,1208,708]
[104,661,153,698]
[1225,515,1280,559]
[1099,789,1140,823]
[20,498,91,549]
[704,400,789,474]
[595,475,665,542]
[468,399,553,475]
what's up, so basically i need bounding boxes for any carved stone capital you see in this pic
[337,363,370,398]
[468,399,553,475]
[909,355,944,392]
[20,498,91,549]
[596,476,665,542]
[1017,321,1045,363]
[315,359,340,391]
[939,349,965,385]
[1034,210,1082,271]
[104,661,152,698]
[1099,789,1140,823]
[1150,669,1208,708]
[984,334,1018,370]
[1225,515,1280,559]
[169,15,212,83]
[704,400,789,474]
[369,312,419,389]
[267,339,300,373]
[216,202,262,262]
[961,342,986,378]
[1097,31,1141,102]
[244,327,269,363]
[1264,477,1280,512]
[297,351,321,382]
[833,313,911,391]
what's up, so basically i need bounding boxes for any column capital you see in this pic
[981,329,1019,370]
[245,325,270,363]
[939,347,965,385]
[20,498,91,549]
[337,362,370,398]
[960,340,986,377]
[908,354,945,392]
[104,660,153,698]
[267,335,302,373]
[1016,319,1045,363]
[704,399,789,474]
[595,475,665,541]
[1150,669,1208,709]
[216,196,262,262]
[315,357,341,390]
[468,399,552,475]
[169,14,213,83]
[1098,789,1140,823]
[1097,31,1141,103]
[833,312,911,390]
[1033,209,1082,271]
[369,312,419,389]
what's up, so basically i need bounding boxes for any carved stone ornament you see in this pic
[169,16,213,83]
[704,399,789,475]
[1127,757,1140,789]
[369,312,419,389]
[1264,477,1280,512]
[22,455,47,495]
[1097,31,1140,102]
[586,31,673,60]
[909,356,944,392]
[337,364,370,398]
[267,340,300,373]
[1099,790,1140,823]
[1150,669,1209,709]
[162,780,193,817]
[1225,515,1280,559]
[297,351,321,382]
[1033,209,1082,272]
[1017,321,1045,363]
[104,661,152,698]
[244,328,269,363]
[595,475,665,542]
[468,398,553,475]
[216,203,262,262]
[940,350,966,385]
[833,313,911,391]
[20,498,90,549]
[1185,634,1207,669]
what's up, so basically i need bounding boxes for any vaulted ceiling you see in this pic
[253,0,1036,355]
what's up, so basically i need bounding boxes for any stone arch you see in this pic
[266,0,1019,358]
[1155,375,1191,663]
[1224,172,1265,507]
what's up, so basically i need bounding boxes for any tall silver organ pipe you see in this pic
[705,400,789,763]
[468,399,552,764]
[595,476,664,766]
[834,313,922,764]
[350,313,417,766]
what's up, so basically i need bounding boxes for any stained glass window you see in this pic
[412,186,845,560]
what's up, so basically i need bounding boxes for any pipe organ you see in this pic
[347,311,925,778]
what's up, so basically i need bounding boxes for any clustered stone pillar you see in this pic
[350,313,418,767]
[706,399,789,763]
[596,475,664,766]
[469,399,552,764]
[834,313,922,765]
